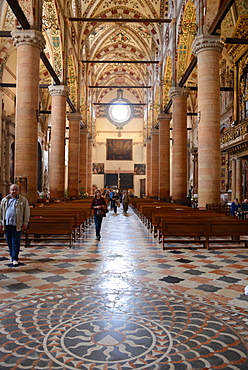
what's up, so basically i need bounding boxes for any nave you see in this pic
[0,206,248,369]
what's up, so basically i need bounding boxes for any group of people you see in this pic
[109,189,130,214]
[230,198,248,219]
[90,188,131,240]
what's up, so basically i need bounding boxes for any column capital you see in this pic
[169,86,190,100]
[192,34,224,56]
[49,85,70,98]
[67,112,82,122]
[150,128,159,136]
[157,113,172,122]
[11,29,46,51]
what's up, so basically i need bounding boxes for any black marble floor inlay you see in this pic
[159,276,185,283]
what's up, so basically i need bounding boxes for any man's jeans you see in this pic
[5,225,21,261]
[93,215,103,237]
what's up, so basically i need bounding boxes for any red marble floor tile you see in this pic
[136,276,155,283]
[170,285,188,293]
[51,268,72,275]
[16,275,39,282]
[188,276,212,284]
[206,293,231,304]
[178,264,199,269]
[81,263,97,268]
[72,276,88,282]
[208,269,231,275]
[0,292,16,299]
[227,264,247,269]
[36,283,58,290]
[227,284,246,292]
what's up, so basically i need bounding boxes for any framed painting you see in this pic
[93,163,104,174]
[134,164,146,175]
[106,139,132,160]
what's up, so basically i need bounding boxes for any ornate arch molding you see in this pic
[42,0,62,80]
[177,0,197,83]
[68,53,77,107]
[163,56,172,108]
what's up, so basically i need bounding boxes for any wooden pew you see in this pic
[25,218,73,248]
[161,218,248,250]
[154,211,227,239]
[30,209,81,240]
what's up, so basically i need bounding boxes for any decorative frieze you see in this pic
[11,30,46,51]
[221,120,248,145]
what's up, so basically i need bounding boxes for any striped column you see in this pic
[150,128,159,198]
[145,137,151,197]
[79,128,88,193]
[193,35,224,207]
[158,113,171,199]
[67,113,81,197]
[11,29,45,203]
[49,85,70,198]
[170,87,189,201]
[87,137,93,195]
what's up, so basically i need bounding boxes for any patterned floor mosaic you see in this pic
[0,206,248,369]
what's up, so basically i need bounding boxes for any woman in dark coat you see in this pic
[90,189,107,241]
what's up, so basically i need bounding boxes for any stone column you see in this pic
[87,137,93,195]
[158,113,171,199]
[193,35,224,208]
[67,113,81,197]
[145,137,151,197]
[231,159,236,200]
[150,128,159,198]
[236,158,242,202]
[11,29,45,203]
[48,85,70,198]
[79,128,88,193]
[170,86,190,201]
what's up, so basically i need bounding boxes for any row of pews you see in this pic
[25,199,93,248]
[130,198,248,250]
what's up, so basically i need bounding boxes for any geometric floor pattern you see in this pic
[0,206,248,369]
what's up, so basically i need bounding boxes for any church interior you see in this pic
[0,0,248,368]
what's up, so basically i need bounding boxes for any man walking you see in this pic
[0,184,30,266]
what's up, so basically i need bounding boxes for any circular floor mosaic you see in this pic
[0,283,247,370]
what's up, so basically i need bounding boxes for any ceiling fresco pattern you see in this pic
[0,0,247,133]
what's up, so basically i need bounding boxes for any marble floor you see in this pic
[0,206,248,369]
